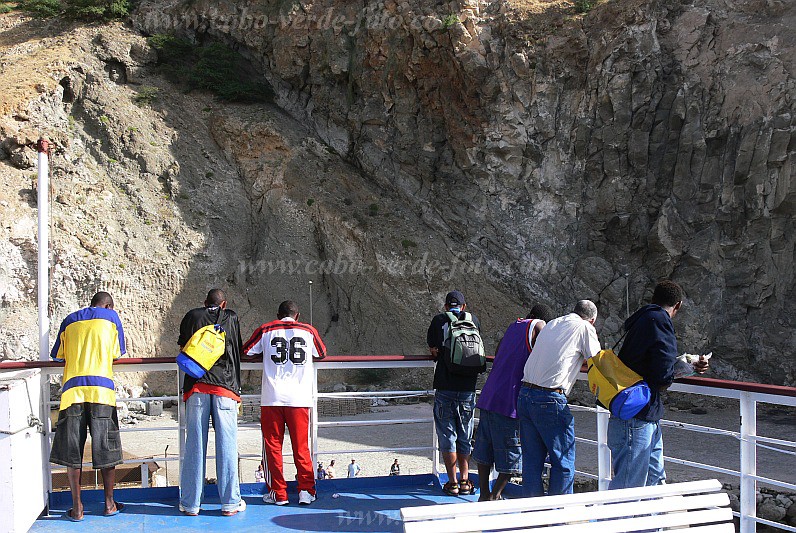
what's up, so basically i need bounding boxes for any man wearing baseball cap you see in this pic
[427,290,483,496]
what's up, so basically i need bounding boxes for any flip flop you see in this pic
[65,508,83,522]
[104,501,125,517]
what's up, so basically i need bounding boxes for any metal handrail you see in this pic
[2,356,795,533]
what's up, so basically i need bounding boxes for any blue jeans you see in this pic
[517,387,575,497]
[607,417,665,489]
[180,393,242,514]
[434,390,476,454]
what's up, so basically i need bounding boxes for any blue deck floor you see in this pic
[33,474,512,532]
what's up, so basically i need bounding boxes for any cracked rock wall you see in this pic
[134,0,796,384]
[1,0,794,388]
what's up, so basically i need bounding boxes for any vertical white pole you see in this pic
[740,392,757,533]
[625,273,630,318]
[140,463,149,488]
[309,281,313,326]
[37,139,53,507]
[311,367,318,470]
[596,406,611,490]
[37,138,50,363]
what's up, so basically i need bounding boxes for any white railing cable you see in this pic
[750,515,796,533]
[664,456,740,477]
[662,419,740,438]
[748,475,796,492]
[318,418,433,428]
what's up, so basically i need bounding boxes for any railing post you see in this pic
[177,371,185,489]
[311,367,319,470]
[141,463,149,488]
[431,395,439,479]
[40,372,53,510]
[740,391,757,533]
[596,406,611,490]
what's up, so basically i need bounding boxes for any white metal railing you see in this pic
[1,357,795,533]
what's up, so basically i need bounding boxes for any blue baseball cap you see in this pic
[445,290,465,307]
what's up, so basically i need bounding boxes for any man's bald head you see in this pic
[90,291,114,309]
[277,300,299,319]
[573,300,597,323]
[205,289,227,308]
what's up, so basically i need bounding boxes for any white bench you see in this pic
[401,479,734,532]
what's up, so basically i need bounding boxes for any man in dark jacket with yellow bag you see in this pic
[178,289,246,516]
[608,280,708,489]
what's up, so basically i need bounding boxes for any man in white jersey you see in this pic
[243,300,327,506]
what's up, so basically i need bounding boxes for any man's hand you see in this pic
[693,359,710,374]
[429,347,438,359]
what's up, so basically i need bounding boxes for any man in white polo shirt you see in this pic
[517,300,601,497]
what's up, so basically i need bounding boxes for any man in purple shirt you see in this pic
[473,304,554,501]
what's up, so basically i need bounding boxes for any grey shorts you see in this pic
[50,402,123,470]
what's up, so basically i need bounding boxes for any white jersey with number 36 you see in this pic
[243,317,327,407]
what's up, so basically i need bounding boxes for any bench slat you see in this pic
[681,525,737,533]
[403,493,730,533]
[401,479,724,522]
[520,508,733,532]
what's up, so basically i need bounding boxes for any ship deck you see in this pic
[32,474,507,533]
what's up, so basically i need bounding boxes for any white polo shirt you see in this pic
[521,313,601,394]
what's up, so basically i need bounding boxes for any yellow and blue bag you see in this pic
[177,323,226,379]
[587,347,651,420]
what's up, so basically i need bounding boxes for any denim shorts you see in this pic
[50,402,122,469]
[472,409,522,474]
[433,390,476,454]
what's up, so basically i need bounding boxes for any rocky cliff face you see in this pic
[1,0,794,386]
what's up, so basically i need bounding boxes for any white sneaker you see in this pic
[222,498,247,516]
[178,503,200,516]
[263,490,289,506]
[298,490,316,505]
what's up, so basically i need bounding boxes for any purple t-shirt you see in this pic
[476,319,537,419]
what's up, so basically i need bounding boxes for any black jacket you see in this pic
[178,306,243,396]
[618,304,678,421]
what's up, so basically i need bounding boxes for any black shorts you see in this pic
[50,402,123,470]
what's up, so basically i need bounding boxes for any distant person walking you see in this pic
[49,291,126,521]
[317,463,327,480]
[255,463,265,483]
[178,289,246,517]
[348,459,361,478]
[427,290,486,496]
[473,304,554,501]
[390,459,400,476]
[608,281,709,489]
[326,460,336,479]
[518,300,601,497]
[244,300,326,506]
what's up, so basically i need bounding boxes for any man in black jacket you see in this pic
[608,280,708,489]
[427,290,484,496]
[178,289,246,516]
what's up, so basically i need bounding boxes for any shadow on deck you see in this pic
[32,474,513,533]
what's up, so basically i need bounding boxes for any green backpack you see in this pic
[443,311,486,376]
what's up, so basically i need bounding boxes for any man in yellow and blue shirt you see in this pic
[50,291,126,521]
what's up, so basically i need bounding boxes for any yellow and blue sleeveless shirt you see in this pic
[50,306,126,410]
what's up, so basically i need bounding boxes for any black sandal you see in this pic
[443,481,460,496]
[458,479,474,495]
